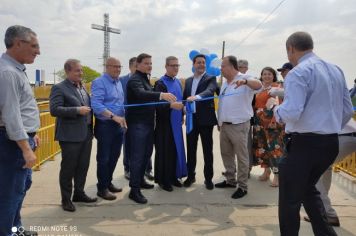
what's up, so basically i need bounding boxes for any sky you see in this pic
[1,0,356,87]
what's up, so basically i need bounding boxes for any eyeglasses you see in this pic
[107,65,122,69]
[168,64,180,67]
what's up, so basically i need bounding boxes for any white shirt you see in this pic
[191,73,205,97]
[217,73,257,126]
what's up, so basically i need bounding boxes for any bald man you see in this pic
[91,57,127,201]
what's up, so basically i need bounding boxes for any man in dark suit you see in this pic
[183,54,218,190]
[120,57,153,181]
[126,53,176,204]
[50,59,97,212]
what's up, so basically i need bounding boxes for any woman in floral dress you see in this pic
[252,67,284,187]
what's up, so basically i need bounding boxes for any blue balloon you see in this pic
[214,68,221,76]
[210,53,218,60]
[207,66,215,75]
[205,55,212,68]
[189,50,199,60]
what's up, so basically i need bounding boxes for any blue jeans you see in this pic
[0,130,34,236]
[128,123,154,190]
[94,120,124,191]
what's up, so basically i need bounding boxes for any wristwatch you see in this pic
[244,79,248,84]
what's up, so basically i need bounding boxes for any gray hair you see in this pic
[286,31,314,51]
[64,59,81,72]
[4,25,36,49]
[237,59,248,68]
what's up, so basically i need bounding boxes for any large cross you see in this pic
[91,13,121,72]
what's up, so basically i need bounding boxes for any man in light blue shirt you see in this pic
[91,57,127,201]
[275,31,353,236]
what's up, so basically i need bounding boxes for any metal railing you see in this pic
[334,153,356,177]
[33,112,60,171]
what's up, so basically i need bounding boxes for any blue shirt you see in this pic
[275,52,353,134]
[91,73,125,120]
[119,73,131,105]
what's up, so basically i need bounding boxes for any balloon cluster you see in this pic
[189,48,222,76]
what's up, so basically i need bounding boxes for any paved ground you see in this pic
[22,128,356,236]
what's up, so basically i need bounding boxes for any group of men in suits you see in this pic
[49,51,260,208]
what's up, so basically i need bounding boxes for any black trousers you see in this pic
[186,124,214,181]
[59,128,92,201]
[278,133,338,236]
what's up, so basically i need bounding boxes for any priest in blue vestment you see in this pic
[154,56,187,191]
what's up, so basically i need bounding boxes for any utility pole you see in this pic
[52,69,56,84]
[91,13,121,72]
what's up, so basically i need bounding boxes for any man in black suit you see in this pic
[183,54,218,190]
[126,53,176,204]
[50,59,97,212]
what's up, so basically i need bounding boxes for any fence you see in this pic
[31,86,356,177]
[33,112,60,171]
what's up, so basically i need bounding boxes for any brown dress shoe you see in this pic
[72,194,97,203]
[303,215,340,227]
[108,184,123,193]
[97,189,117,201]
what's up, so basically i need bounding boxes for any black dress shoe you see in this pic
[215,180,236,188]
[141,180,154,189]
[62,199,76,212]
[23,230,38,236]
[129,190,148,204]
[231,188,247,199]
[205,180,214,190]
[108,184,123,193]
[72,194,97,203]
[173,179,183,187]
[97,189,117,201]
[303,216,340,227]
[160,184,173,192]
[145,171,154,181]
[183,177,196,187]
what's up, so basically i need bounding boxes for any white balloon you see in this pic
[210,58,222,68]
[200,48,210,55]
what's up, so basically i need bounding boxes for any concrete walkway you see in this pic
[22,128,356,236]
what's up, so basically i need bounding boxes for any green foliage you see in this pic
[55,65,101,83]
[82,66,101,83]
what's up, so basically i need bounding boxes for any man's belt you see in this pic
[339,132,356,137]
[289,132,337,137]
[0,126,36,137]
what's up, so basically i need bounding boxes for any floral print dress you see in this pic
[252,83,285,173]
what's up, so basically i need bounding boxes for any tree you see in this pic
[55,65,101,83]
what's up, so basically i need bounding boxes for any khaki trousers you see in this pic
[220,121,250,191]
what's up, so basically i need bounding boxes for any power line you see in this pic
[229,0,287,53]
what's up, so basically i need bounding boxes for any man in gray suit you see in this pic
[50,59,97,212]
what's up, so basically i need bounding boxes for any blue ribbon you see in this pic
[185,101,196,134]
[123,91,248,132]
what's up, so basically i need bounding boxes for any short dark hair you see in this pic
[4,25,36,49]
[129,57,137,67]
[166,56,178,66]
[225,55,238,70]
[136,53,151,63]
[260,67,277,82]
[286,31,314,51]
[193,54,206,64]
[64,59,80,72]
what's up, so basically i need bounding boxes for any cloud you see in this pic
[0,0,355,86]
